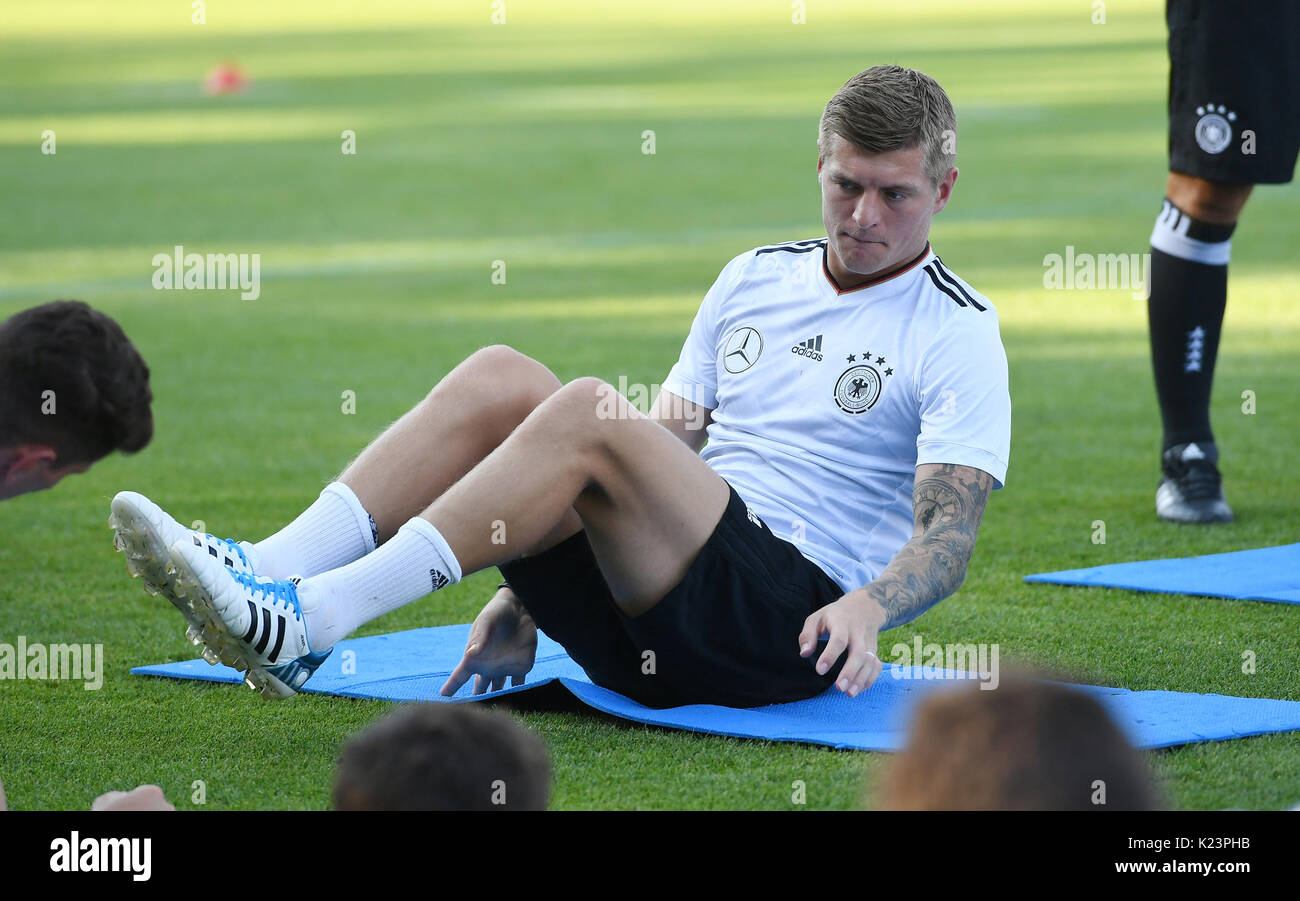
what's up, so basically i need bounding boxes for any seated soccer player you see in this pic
[875,675,1162,810]
[111,65,1011,708]
[0,300,153,500]
[333,704,550,811]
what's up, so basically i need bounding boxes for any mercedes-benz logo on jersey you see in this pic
[834,355,893,414]
[1194,103,1236,155]
[723,326,763,373]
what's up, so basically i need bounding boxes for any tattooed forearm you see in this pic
[865,464,993,630]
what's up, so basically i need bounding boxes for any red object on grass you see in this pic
[204,63,249,96]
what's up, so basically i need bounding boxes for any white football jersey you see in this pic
[661,237,1010,594]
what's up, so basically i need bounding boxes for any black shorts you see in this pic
[1166,0,1299,184]
[497,483,847,709]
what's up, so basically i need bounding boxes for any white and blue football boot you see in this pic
[110,490,259,657]
[166,535,332,699]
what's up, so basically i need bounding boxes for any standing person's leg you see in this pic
[1148,0,1299,522]
[1147,174,1250,523]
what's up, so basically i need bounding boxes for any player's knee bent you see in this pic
[451,344,563,423]
[524,377,626,453]
[559,377,627,425]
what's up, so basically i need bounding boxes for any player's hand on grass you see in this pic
[798,590,887,698]
[440,587,538,697]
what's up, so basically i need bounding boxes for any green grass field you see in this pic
[1,0,1297,810]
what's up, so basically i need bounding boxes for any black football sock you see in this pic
[1147,198,1236,456]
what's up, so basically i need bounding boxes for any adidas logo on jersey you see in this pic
[791,334,824,362]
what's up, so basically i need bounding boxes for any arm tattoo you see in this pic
[866,464,993,630]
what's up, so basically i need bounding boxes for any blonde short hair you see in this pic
[818,65,957,188]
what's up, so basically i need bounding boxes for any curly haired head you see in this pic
[0,300,153,465]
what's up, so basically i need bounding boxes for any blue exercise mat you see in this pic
[131,625,1300,751]
[1025,542,1300,605]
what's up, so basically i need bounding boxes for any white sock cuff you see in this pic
[399,517,463,584]
[1150,200,1232,265]
[322,482,378,554]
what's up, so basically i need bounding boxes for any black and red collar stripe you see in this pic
[821,241,931,295]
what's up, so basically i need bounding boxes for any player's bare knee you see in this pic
[561,377,640,432]
[572,376,643,420]
[452,345,562,417]
[522,378,623,455]
[466,345,555,387]
[540,378,609,427]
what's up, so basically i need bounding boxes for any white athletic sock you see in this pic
[299,516,462,649]
[253,482,378,579]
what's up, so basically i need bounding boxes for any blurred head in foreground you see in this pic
[877,674,1162,810]
[333,703,551,811]
[0,300,153,499]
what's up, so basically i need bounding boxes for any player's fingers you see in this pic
[798,611,825,656]
[840,649,880,697]
[491,676,505,693]
[463,632,483,659]
[834,645,863,693]
[860,652,884,691]
[815,627,848,676]
[835,641,871,694]
[511,674,525,687]
[439,660,474,696]
[857,629,889,691]
[473,673,488,695]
